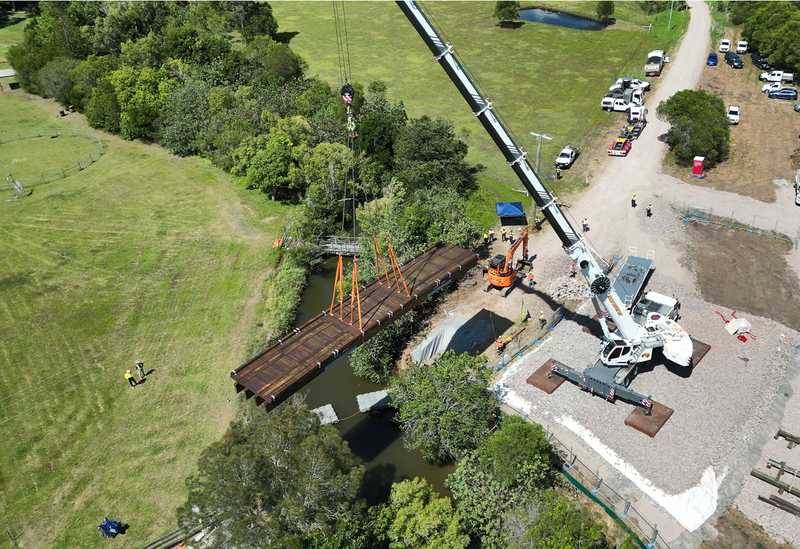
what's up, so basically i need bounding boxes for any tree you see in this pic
[178,400,364,548]
[85,75,121,133]
[37,56,79,105]
[656,89,730,167]
[225,1,278,45]
[246,133,294,199]
[68,55,119,111]
[109,64,179,141]
[350,310,421,384]
[377,478,470,549]
[510,489,608,549]
[596,1,615,25]
[162,84,211,157]
[389,350,496,462]
[394,116,474,193]
[493,2,521,27]
[445,415,557,548]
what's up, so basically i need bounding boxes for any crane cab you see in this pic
[601,339,634,366]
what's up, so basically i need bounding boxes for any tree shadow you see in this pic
[341,411,402,463]
[0,13,26,30]
[274,31,299,44]
[357,463,397,507]
[498,21,525,29]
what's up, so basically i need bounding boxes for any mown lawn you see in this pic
[272,1,688,196]
[0,91,291,548]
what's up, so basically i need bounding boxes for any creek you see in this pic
[296,256,454,504]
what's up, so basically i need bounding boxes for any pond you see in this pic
[518,8,606,31]
[296,256,454,504]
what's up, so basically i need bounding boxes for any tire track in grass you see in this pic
[0,230,56,267]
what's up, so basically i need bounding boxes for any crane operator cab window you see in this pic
[602,340,631,364]
[489,254,507,270]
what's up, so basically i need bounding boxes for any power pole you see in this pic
[529,131,553,177]
[667,0,674,31]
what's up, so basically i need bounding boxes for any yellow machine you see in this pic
[485,228,530,297]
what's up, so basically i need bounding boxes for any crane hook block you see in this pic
[341,83,355,103]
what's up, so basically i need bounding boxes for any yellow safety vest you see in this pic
[124,372,133,379]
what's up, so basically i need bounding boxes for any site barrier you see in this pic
[1,128,108,188]
[673,200,800,251]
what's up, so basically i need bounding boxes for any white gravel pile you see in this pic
[498,275,799,523]
[546,277,591,302]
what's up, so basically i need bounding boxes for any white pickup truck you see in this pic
[644,50,669,77]
[555,146,579,169]
[759,70,794,83]
[601,97,632,112]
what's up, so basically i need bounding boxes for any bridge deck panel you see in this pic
[232,242,477,410]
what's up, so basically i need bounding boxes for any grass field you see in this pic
[272,1,688,190]
[0,90,292,548]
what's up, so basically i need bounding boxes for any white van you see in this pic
[736,41,748,54]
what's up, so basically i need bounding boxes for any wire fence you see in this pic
[502,397,673,549]
[1,127,108,188]
[672,199,800,252]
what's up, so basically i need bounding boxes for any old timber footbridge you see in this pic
[232,242,478,410]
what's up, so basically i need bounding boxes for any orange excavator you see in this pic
[485,228,531,297]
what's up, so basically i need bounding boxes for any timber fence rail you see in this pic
[1,128,108,187]
[672,200,800,251]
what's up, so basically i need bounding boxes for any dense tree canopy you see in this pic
[731,1,800,74]
[656,89,730,168]
[596,1,615,25]
[389,350,497,462]
[178,401,364,548]
[446,414,557,548]
[493,1,520,27]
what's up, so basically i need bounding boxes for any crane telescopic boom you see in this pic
[398,0,693,367]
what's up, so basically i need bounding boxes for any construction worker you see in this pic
[489,229,495,243]
[556,167,562,180]
[569,263,577,278]
[509,229,514,244]
[501,228,507,242]
[539,311,547,329]
[496,336,504,355]
[483,232,489,245]
[582,218,589,232]
[527,270,535,287]
[647,203,653,217]
[135,360,145,380]
[631,194,637,208]
[125,370,137,388]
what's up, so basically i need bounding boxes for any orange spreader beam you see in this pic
[349,258,363,331]
[329,254,346,320]
[373,236,391,288]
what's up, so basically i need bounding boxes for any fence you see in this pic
[673,200,800,251]
[1,128,108,188]
[502,398,673,549]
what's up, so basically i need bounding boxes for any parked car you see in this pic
[726,105,740,125]
[724,52,743,69]
[736,41,748,54]
[615,77,650,91]
[555,146,580,169]
[707,52,718,66]
[760,70,795,83]
[644,50,668,77]
[768,88,799,101]
[762,82,784,94]
[751,53,771,70]
[795,103,800,113]
[601,97,633,112]
[719,39,731,53]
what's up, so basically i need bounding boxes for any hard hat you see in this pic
[135,361,140,364]
[540,311,544,314]
[126,370,131,373]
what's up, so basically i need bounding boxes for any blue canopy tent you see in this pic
[495,202,527,226]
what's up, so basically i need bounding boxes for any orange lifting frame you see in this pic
[349,258,363,331]
[373,236,392,288]
[329,254,346,320]
[387,240,411,297]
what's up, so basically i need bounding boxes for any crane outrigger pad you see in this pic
[689,338,712,369]
[625,401,673,437]
[526,359,568,394]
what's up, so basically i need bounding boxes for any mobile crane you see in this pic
[398,1,694,411]
[486,228,530,297]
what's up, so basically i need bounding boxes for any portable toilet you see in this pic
[692,156,705,177]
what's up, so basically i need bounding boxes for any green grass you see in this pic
[1,133,104,184]
[273,1,688,203]
[0,12,26,91]
[0,91,297,548]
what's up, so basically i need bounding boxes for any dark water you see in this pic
[296,257,454,504]
[518,8,606,30]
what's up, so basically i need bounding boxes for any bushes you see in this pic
[656,89,730,168]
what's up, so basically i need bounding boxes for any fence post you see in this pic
[591,472,603,494]
[620,498,631,519]
[647,524,659,548]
